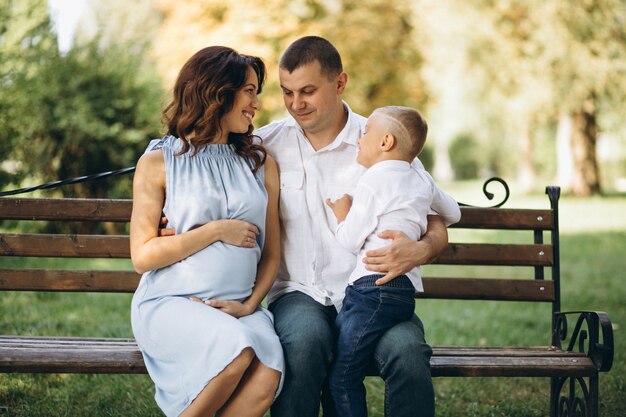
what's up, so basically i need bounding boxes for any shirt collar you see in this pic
[366,160,412,174]
[334,101,361,147]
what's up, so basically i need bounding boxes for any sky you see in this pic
[47,0,87,53]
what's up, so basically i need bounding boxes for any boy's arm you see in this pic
[424,171,461,226]
[326,185,378,254]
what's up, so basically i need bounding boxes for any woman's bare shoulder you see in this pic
[136,149,165,172]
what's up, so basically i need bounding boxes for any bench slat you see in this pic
[0,269,139,292]
[0,269,553,301]
[0,198,132,222]
[431,356,596,377]
[436,243,553,266]
[433,346,584,357]
[0,336,594,377]
[0,235,129,258]
[0,336,137,346]
[0,349,146,373]
[419,278,554,301]
[0,235,553,266]
[454,208,554,230]
[0,199,555,230]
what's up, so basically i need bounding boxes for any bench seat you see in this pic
[0,336,596,377]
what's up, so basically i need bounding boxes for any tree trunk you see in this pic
[570,98,601,196]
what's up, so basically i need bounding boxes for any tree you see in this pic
[455,0,626,195]
[0,0,58,188]
[16,41,163,198]
[547,1,626,195]
[151,0,427,125]
[0,1,164,198]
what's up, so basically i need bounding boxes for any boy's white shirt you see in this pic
[255,102,453,311]
[334,160,461,292]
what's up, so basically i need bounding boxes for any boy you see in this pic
[325,106,461,417]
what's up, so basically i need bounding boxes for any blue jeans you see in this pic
[330,275,417,417]
[268,288,434,417]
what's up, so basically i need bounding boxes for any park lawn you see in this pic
[0,192,624,417]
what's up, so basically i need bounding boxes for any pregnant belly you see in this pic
[141,242,260,301]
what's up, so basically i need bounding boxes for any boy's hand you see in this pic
[325,194,353,223]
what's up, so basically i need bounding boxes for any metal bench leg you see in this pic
[551,375,598,417]
[588,376,599,417]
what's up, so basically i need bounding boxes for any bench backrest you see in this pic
[0,186,562,340]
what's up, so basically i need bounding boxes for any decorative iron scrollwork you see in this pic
[458,177,510,208]
[553,376,590,417]
[553,311,614,372]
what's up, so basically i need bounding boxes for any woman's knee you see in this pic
[222,347,255,380]
[248,361,282,408]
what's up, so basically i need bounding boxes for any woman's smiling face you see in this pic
[219,66,260,141]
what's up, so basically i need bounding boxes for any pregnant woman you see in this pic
[130,46,283,417]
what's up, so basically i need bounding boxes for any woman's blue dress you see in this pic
[130,136,284,417]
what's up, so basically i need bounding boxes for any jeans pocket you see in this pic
[381,288,415,305]
[380,288,416,321]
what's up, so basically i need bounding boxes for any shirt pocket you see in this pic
[279,171,304,220]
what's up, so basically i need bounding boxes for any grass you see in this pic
[1,186,625,416]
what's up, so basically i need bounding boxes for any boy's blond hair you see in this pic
[372,106,428,159]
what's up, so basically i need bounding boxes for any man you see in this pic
[256,36,448,417]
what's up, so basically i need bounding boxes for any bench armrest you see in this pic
[553,311,614,372]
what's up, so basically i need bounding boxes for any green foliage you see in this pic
[455,0,626,194]
[419,144,434,173]
[0,0,58,187]
[326,0,427,116]
[448,133,482,180]
[39,43,161,198]
[3,1,626,197]
[152,0,428,123]
[4,41,162,198]
[0,1,163,198]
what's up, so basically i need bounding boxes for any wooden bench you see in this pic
[0,183,614,416]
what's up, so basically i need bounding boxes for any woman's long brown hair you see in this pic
[162,46,267,172]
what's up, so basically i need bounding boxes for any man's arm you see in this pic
[362,215,448,285]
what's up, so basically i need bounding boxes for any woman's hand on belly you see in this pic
[189,297,255,318]
[213,219,259,248]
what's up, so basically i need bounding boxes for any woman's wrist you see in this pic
[242,300,257,315]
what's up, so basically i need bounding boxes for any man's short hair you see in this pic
[280,36,343,79]
[373,106,428,158]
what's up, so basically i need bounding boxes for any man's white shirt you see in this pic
[256,103,432,311]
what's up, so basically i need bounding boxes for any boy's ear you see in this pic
[380,134,397,152]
